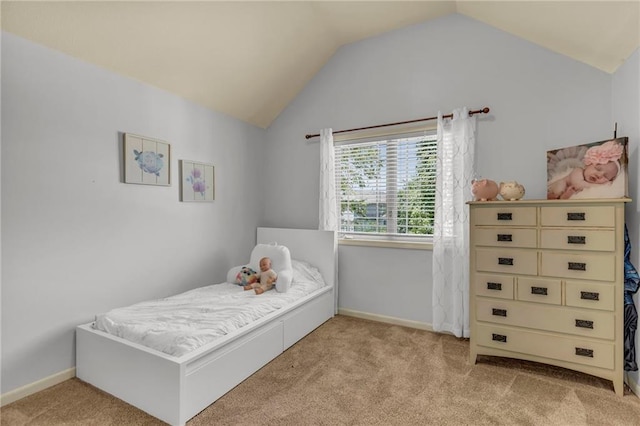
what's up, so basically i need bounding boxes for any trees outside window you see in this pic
[335,133,437,238]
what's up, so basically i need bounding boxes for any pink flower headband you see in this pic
[583,140,624,166]
[582,140,624,179]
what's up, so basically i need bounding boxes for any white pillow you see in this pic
[249,243,293,293]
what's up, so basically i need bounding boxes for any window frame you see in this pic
[333,124,437,249]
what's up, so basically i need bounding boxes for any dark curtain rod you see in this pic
[305,107,490,139]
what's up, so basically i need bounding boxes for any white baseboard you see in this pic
[0,367,76,407]
[338,308,433,331]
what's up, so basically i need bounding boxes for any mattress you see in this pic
[93,260,326,357]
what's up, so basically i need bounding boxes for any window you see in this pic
[335,130,437,241]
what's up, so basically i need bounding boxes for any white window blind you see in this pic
[335,131,437,239]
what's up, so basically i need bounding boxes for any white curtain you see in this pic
[319,128,338,232]
[318,128,339,314]
[432,108,476,338]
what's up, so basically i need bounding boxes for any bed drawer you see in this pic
[474,273,514,299]
[540,229,615,252]
[475,324,614,369]
[540,252,615,282]
[475,298,614,339]
[540,206,615,227]
[475,248,538,275]
[184,320,284,417]
[516,277,561,305]
[474,228,537,248]
[473,207,536,226]
[566,281,615,311]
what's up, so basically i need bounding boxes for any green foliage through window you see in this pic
[335,133,437,237]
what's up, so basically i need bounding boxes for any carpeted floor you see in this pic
[2,315,640,425]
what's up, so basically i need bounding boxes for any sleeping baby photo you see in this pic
[547,137,629,200]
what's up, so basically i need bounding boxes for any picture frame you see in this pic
[123,133,171,186]
[180,160,215,202]
[547,137,628,200]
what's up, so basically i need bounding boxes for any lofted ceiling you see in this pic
[2,1,639,129]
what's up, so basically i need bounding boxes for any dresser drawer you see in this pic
[516,277,561,305]
[474,273,514,299]
[540,252,615,282]
[540,229,615,252]
[566,281,615,311]
[475,298,614,339]
[475,248,537,275]
[475,228,537,248]
[540,206,615,227]
[475,324,614,369]
[473,207,536,226]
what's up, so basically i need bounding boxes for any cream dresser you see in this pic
[469,198,630,395]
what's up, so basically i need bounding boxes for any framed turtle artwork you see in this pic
[546,137,628,200]
[123,133,171,186]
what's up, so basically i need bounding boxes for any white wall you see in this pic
[264,14,613,324]
[0,32,266,394]
[613,48,640,389]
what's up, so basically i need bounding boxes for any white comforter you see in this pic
[94,260,326,357]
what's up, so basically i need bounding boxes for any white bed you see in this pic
[76,227,337,426]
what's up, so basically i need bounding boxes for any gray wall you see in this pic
[3,12,640,396]
[1,32,266,393]
[263,14,617,325]
[612,48,640,388]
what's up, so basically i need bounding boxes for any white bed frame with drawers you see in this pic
[76,227,337,425]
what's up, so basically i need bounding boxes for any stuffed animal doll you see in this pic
[235,266,258,286]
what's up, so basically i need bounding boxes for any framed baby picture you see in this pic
[546,137,628,200]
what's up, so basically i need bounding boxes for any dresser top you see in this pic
[468,198,631,206]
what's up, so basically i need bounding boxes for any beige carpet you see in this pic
[3,315,640,425]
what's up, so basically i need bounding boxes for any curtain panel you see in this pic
[432,108,476,338]
[319,128,338,232]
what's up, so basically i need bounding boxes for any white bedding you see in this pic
[93,260,326,357]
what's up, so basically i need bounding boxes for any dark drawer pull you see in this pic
[492,333,507,343]
[580,291,600,301]
[568,262,586,271]
[531,286,548,295]
[567,212,585,221]
[498,257,514,266]
[497,234,513,242]
[492,308,507,317]
[487,282,502,291]
[575,319,594,329]
[497,213,512,221]
[575,347,594,358]
[567,236,586,244]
